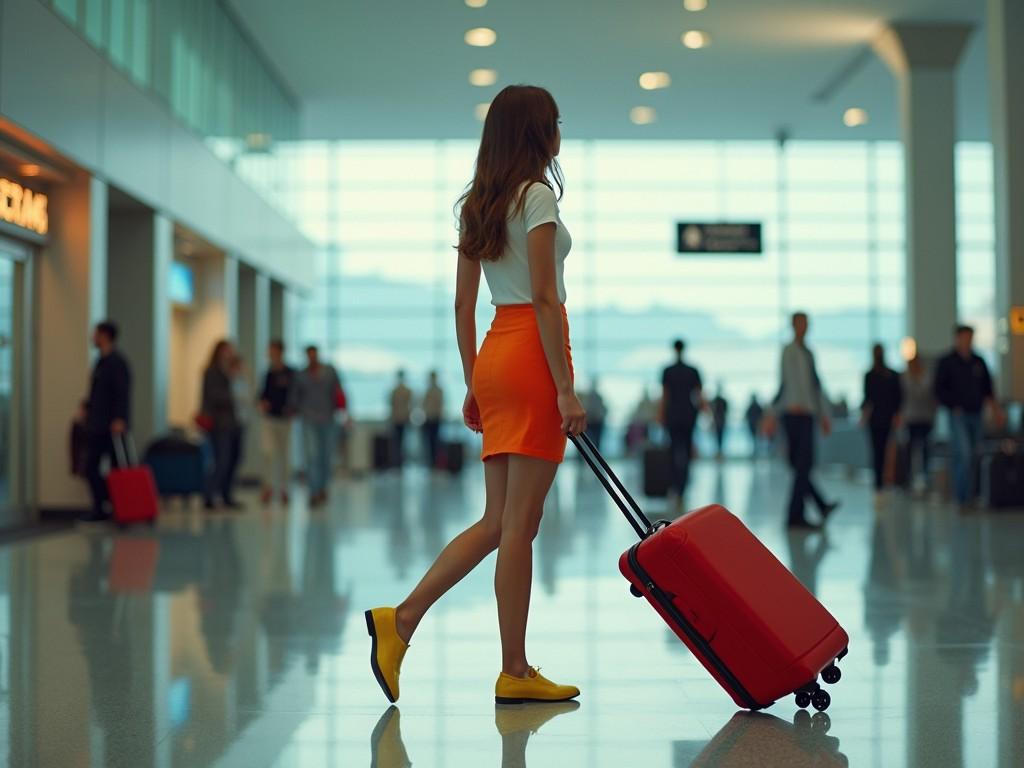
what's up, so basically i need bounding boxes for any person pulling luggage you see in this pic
[78,321,132,523]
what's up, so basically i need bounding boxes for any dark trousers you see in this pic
[667,423,696,496]
[422,420,441,467]
[586,421,605,452]
[907,422,932,483]
[206,427,242,504]
[715,426,726,455]
[868,422,893,490]
[393,423,407,466]
[783,414,828,524]
[84,432,114,516]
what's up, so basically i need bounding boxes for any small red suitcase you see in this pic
[107,434,159,526]
[571,433,849,712]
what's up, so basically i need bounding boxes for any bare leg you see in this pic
[395,455,509,642]
[495,455,558,678]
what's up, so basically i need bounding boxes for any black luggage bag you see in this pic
[643,446,672,497]
[981,441,1024,509]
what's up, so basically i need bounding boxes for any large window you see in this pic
[41,0,299,213]
[278,140,994,431]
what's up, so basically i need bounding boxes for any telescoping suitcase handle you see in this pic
[568,432,655,540]
[112,432,140,469]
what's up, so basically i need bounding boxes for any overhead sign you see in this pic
[677,222,761,254]
[0,177,48,236]
[1011,306,1024,336]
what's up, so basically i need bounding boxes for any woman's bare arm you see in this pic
[455,253,483,431]
[527,223,587,435]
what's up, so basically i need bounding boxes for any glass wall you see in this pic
[41,0,299,207]
[276,140,995,434]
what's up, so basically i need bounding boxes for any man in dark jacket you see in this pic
[80,321,131,522]
[933,325,1005,505]
[661,339,704,503]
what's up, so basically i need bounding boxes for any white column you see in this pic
[874,23,972,357]
[35,175,107,511]
[989,0,1024,400]
[224,254,239,340]
[107,208,172,447]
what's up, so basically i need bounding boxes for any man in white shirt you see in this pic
[767,312,840,529]
[421,371,444,468]
[389,370,414,467]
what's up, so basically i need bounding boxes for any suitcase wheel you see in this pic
[795,691,812,709]
[821,664,841,685]
[629,584,643,598]
[811,690,831,712]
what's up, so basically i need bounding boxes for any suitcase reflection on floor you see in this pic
[677,712,847,767]
[368,702,580,768]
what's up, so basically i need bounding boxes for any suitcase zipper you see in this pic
[627,543,763,710]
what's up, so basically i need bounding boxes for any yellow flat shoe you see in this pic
[495,667,580,705]
[365,607,409,703]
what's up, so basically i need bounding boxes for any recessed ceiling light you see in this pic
[682,30,710,49]
[843,107,869,127]
[466,0,488,6]
[465,27,497,47]
[630,107,657,125]
[469,68,499,87]
[19,164,40,177]
[475,102,491,121]
[639,71,672,90]
[683,0,708,10]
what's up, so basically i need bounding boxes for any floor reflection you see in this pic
[676,712,847,767]
[0,460,1020,766]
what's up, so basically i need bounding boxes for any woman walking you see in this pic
[201,340,243,510]
[861,343,903,498]
[365,85,586,705]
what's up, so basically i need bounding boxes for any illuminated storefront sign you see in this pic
[0,177,48,236]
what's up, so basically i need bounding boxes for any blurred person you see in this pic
[421,370,444,468]
[227,354,251,494]
[710,386,729,459]
[582,379,608,452]
[861,343,903,496]
[660,339,703,502]
[290,345,343,507]
[201,340,243,510]
[259,339,295,504]
[625,388,657,454]
[366,85,586,707]
[745,394,764,458]
[764,312,839,530]
[389,370,413,467]
[78,321,131,522]
[901,353,936,490]
[934,325,1005,506]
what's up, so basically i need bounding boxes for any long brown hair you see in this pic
[456,85,563,262]
[207,339,233,371]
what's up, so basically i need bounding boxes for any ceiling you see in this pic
[227,0,990,141]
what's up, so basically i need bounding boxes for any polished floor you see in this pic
[2,456,1023,767]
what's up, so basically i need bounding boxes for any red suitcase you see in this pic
[107,434,159,526]
[571,433,848,712]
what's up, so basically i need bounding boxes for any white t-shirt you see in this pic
[480,181,572,306]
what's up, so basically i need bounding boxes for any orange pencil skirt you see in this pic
[472,304,574,464]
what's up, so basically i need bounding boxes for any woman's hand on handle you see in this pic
[463,390,482,433]
[559,390,587,436]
